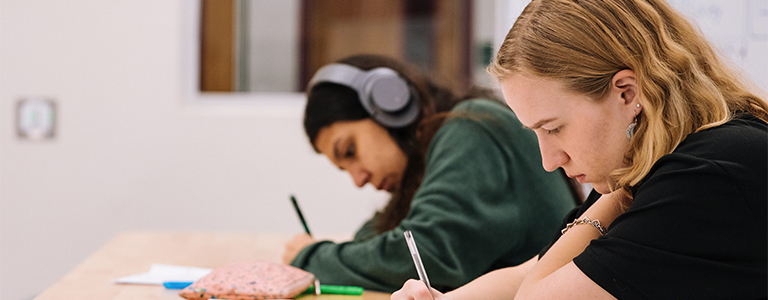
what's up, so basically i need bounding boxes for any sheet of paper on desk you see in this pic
[112,264,212,285]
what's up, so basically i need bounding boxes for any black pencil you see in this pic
[290,195,312,236]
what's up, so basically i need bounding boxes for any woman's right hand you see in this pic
[281,233,315,264]
[390,279,450,300]
[392,256,538,300]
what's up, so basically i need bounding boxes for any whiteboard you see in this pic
[668,0,768,91]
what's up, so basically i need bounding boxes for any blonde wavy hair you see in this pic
[488,0,768,200]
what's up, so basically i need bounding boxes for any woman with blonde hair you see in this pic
[392,0,767,299]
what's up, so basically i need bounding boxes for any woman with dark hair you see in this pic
[281,54,579,292]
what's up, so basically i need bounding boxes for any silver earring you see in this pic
[626,118,637,139]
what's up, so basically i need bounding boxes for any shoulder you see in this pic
[429,99,535,149]
[440,99,527,136]
[673,114,767,162]
[424,98,541,173]
[645,115,767,183]
[632,114,767,228]
[450,98,515,119]
[642,114,766,184]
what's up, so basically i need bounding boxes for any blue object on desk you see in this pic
[163,281,194,289]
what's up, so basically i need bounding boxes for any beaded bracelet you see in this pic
[561,217,608,236]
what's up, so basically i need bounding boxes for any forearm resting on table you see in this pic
[515,193,624,299]
[445,256,537,300]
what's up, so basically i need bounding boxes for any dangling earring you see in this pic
[626,104,641,139]
[626,118,637,139]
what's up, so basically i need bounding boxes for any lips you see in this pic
[377,179,387,191]
[377,179,395,192]
[567,173,587,183]
[574,175,586,183]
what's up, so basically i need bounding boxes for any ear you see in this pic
[611,69,639,106]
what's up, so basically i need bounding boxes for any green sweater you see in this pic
[291,99,575,292]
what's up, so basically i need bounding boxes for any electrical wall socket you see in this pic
[16,97,56,141]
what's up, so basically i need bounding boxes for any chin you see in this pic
[592,183,611,195]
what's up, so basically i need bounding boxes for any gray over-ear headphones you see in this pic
[307,63,420,128]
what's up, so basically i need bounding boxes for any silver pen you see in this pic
[404,230,435,300]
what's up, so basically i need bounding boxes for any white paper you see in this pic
[112,264,212,285]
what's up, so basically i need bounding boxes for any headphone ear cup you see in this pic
[367,74,411,113]
[307,64,420,128]
[361,67,419,128]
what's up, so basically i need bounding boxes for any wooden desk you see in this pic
[33,231,390,300]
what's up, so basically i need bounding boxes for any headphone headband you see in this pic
[307,63,420,128]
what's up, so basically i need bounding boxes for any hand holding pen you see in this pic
[403,230,437,300]
[391,279,450,300]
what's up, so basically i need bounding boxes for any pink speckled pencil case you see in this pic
[179,260,315,299]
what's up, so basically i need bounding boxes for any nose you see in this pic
[347,165,371,188]
[538,137,568,172]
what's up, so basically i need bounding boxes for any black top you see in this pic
[541,115,768,299]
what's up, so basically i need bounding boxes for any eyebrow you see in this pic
[525,118,557,130]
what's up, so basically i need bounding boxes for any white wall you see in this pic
[0,1,765,300]
[0,1,387,299]
[669,0,768,91]
[242,0,300,92]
